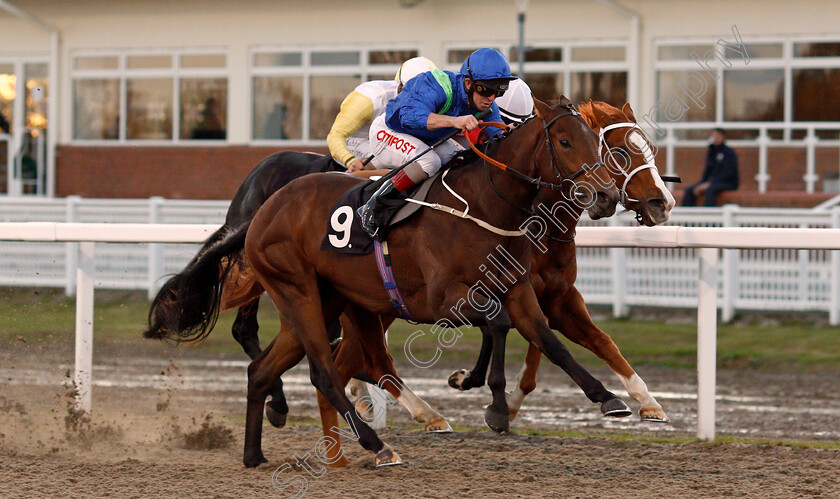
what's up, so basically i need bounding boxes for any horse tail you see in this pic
[219,253,264,311]
[143,221,251,344]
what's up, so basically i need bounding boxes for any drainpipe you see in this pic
[593,0,640,108]
[0,1,60,197]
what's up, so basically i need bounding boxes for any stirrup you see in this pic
[357,205,379,238]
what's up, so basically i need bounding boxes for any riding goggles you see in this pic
[473,81,508,98]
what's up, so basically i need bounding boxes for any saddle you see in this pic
[320,172,441,255]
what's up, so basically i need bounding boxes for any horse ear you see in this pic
[577,101,599,130]
[533,97,551,119]
[621,103,638,123]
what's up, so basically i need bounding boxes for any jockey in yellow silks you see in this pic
[326,57,437,172]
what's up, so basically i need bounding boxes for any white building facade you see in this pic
[0,0,838,199]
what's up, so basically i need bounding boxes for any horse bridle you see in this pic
[597,122,659,206]
[476,106,606,193]
[471,104,607,242]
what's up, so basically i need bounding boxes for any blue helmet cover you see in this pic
[459,48,516,82]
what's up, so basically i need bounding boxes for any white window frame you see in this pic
[249,44,420,146]
[654,34,840,137]
[443,39,629,100]
[70,48,229,146]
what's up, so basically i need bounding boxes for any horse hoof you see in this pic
[484,406,510,434]
[447,369,471,391]
[640,406,670,423]
[508,408,519,421]
[601,398,632,418]
[265,403,287,428]
[374,445,404,467]
[243,452,268,468]
[424,417,453,433]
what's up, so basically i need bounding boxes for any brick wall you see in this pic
[662,145,839,193]
[56,144,838,205]
[55,145,328,199]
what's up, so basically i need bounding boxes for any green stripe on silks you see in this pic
[431,68,453,115]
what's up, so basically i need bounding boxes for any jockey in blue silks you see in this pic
[359,48,517,237]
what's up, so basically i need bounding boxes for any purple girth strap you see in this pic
[373,239,415,321]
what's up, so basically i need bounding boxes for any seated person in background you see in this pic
[326,57,437,172]
[682,128,739,207]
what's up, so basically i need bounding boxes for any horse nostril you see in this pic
[649,198,666,211]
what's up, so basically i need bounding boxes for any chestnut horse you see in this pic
[448,101,676,423]
[147,98,623,467]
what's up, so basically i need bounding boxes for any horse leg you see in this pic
[343,305,452,433]
[232,299,262,358]
[282,284,399,466]
[504,284,631,418]
[549,287,667,422]
[447,325,493,391]
[243,324,305,467]
[231,298,290,429]
[435,285,511,433]
[507,343,542,420]
[483,308,512,433]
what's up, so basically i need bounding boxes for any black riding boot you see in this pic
[357,180,405,238]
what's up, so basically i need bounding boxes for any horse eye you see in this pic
[559,138,571,147]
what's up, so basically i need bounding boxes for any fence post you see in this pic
[64,196,81,296]
[697,247,719,441]
[799,221,810,307]
[74,241,95,413]
[148,197,165,300]
[804,129,817,194]
[721,204,739,323]
[756,129,769,194]
[610,215,628,317]
[832,207,840,326]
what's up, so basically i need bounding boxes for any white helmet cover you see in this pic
[395,56,437,85]
[495,78,534,124]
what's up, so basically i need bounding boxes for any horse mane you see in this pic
[577,100,627,130]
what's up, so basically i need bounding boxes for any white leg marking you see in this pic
[616,372,661,410]
[507,361,532,419]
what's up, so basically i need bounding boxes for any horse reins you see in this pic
[461,107,605,242]
[464,108,605,193]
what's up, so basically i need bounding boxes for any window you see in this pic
[0,64,15,134]
[71,50,228,142]
[723,69,784,122]
[655,37,840,125]
[250,47,417,142]
[73,79,119,140]
[793,68,840,121]
[446,41,628,106]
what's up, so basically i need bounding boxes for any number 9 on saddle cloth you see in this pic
[320,171,441,255]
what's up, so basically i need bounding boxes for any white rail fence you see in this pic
[658,122,840,195]
[1,222,839,441]
[3,197,839,323]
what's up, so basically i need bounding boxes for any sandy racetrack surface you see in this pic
[1,342,839,498]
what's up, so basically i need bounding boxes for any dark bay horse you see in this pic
[448,101,675,422]
[147,97,624,467]
[146,150,345,426]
